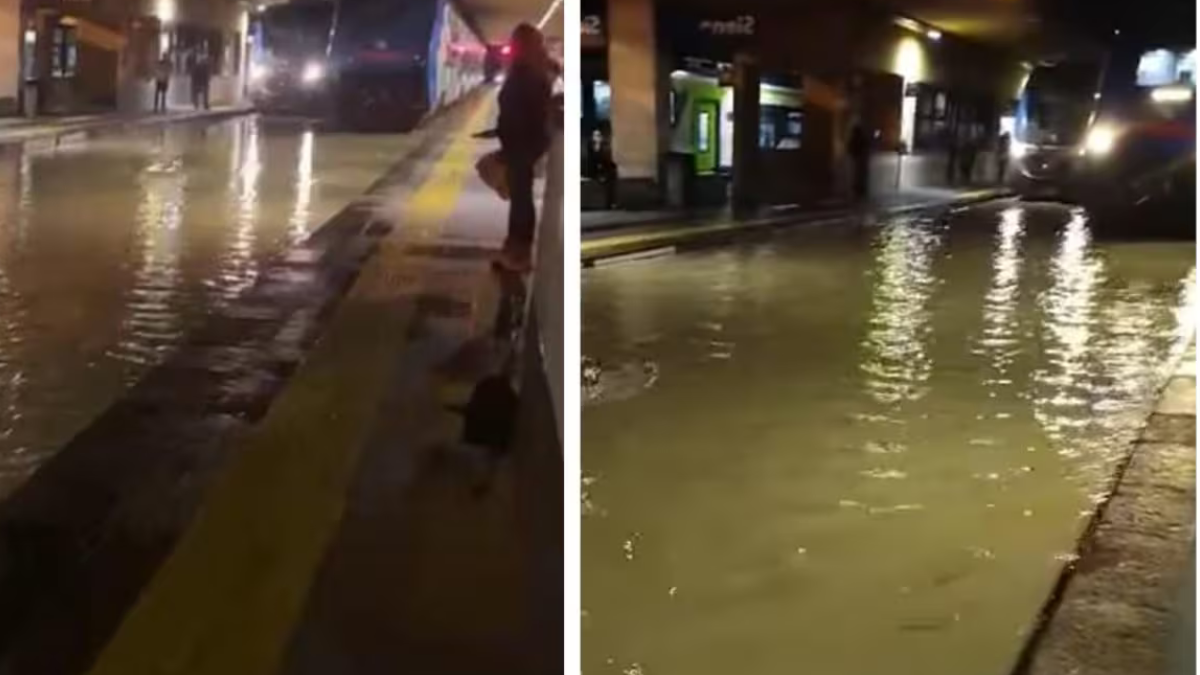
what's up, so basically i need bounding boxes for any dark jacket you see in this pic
[498,60,551,163]
[191,59,211,86]
[848,127,872,166]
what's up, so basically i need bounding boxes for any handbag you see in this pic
[476,149,509,201]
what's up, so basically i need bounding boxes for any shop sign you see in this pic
[665,13,758,63]
[697,16,756,37]
[581,14,605,48]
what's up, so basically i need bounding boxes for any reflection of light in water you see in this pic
[0,146,32,485]
[1094,267,1197,435]
[698,251,741,361]
[289,130,315,241]
[217,120,262,303]
[860,219,941,404]
[111,155,186,370]
[1172,271,1197,347]
[976,207,1025,384]
[1031,210,1102,444]
[12,148,32,251]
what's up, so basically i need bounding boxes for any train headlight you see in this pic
[1010,140,1031,159]
[302,61,326,85]
[1150,85,1194,104]
[1082,124,1118,157]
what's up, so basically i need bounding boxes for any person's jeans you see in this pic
[154,83,168,112]
[506,157,536,250]
[852,159,870,201]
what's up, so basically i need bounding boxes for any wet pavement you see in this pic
[57,93,561,675]
[582,200,1195,675]
[0,114,424,497]
[581,188,1006,266]
[1022,341,1195,675]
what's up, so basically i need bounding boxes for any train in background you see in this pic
[248,0,488,131]
[1006,42,1194,233]
[248,0,335,115]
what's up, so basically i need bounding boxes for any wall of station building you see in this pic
[0,0,17,114]
[582,0,1028,209]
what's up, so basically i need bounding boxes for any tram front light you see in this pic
[1083,124,1118,157]
[302,61,326,85]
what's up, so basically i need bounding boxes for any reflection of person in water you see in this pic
[589,121,618,209]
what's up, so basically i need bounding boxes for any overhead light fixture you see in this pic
[155,0,176,24]
[926,29,942,41]
[537,0,562,30]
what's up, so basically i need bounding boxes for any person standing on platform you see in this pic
[848,123,871,202]
[494,23,555,273]
[995,132,1011,185]
[960,125,979,185]
[153,53,172,113]
[190,54,211,111]
[590,121,619,210]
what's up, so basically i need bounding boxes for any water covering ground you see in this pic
[0,117,417,497]
[582,201,1195,675]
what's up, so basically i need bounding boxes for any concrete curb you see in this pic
[581,188,1012,267]
[0,107,255,147]
[1013,339,1196,675]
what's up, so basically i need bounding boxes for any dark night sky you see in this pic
[1036,0,1196,46]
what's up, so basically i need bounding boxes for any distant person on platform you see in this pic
[190,54,212,111]
[995,132,1011,184]
[959,125,979,185]
[153,53,172,113]
[848,123,871,202]
[589,121,618,210]
[495,23,555,273]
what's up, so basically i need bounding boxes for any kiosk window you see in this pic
[697,110,711,151]
[51,24,78,79]
[759,105,802,150]
[593,81,611,120]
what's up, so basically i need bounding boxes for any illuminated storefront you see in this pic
[586,0,1023,210]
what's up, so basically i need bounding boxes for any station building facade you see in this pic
[12,0,251,115]
[582,0,1028,211]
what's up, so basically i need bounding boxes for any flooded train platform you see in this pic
[0,92,559,674]
[582,201,1195,675]
[0,112,425,497]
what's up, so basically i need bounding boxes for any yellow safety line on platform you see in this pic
[581,220,746,254]
[87,98,495,675]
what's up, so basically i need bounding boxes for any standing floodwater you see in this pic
[582,202,1194,675]
[0,117,421,498]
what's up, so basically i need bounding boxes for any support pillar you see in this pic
[731,53,760,216]
[607,0,659,206]
[0,0,24,114]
